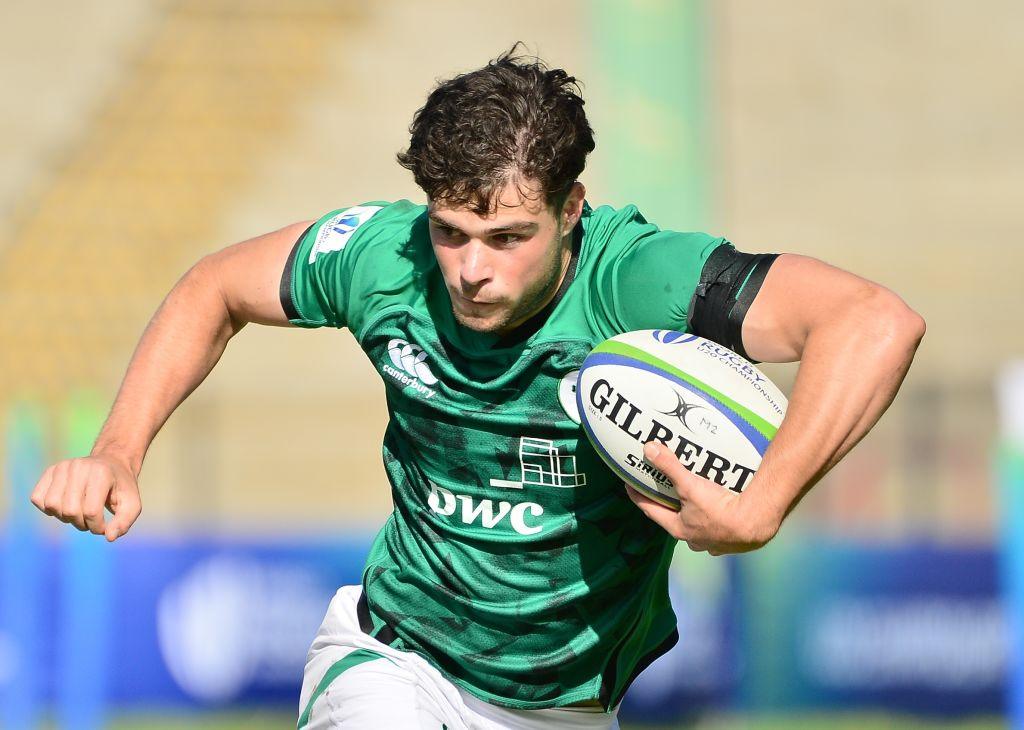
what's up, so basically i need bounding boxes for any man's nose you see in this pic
[460,240,492,289]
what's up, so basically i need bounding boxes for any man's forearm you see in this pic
[91,258,242,476]
[742,287,926,531]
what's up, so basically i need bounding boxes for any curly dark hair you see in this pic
[397,45,596,213]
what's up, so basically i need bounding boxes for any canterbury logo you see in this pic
[387,339,437,384]
[382,338,437,398]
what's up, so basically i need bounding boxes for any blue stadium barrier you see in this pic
[1,405,47,729]
[57,393,111,730]
[0,531,1007,720]
[732,536,1005,717]
[999,447,1024,730]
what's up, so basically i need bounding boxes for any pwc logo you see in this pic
[382,338,437,398]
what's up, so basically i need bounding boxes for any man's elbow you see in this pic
[861,285,926,351]
[184,255,248,337]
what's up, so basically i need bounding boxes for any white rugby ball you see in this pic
[576,330,787,509]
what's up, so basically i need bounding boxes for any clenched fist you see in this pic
[626,442,781,556]
[30,454,141,542]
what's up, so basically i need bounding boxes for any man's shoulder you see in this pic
[286,199,433,333]
[306,199,427,248]
[581,200,649,238]
[296,199,432,283]
[580,201,721,258]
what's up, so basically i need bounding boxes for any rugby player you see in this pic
[30,49,925,728]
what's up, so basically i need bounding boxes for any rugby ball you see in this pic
[576,330,787,509]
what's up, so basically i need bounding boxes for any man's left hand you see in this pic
[626,442,782,555]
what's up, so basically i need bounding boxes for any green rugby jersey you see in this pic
[282,200,725,710]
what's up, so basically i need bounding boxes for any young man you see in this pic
[30,51,924,728]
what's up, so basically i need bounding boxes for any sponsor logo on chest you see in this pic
[382,338,437,399]
[380,343,589,535]
[428,482,544,536]
[426,437,587,536]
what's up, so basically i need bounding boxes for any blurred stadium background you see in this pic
[1,0,1021,727]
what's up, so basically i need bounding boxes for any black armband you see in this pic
[687,244,778,361]
[278,223,313,321]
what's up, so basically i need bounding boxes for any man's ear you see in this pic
[561,181,586,228]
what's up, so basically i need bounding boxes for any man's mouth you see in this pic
[456,293,498,306]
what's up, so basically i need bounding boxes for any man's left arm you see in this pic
[628,253,926,554]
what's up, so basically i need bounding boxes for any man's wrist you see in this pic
[90,442,144,478]
[736,478,786,545]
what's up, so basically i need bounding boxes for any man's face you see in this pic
[428,179,585,335]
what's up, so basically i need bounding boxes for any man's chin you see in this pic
[451,307,510,334]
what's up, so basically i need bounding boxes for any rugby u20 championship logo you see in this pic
[308,205,383,264]
[382,338,437,398]
[651,329,698,345]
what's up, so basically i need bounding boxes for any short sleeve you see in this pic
[607,230,729,333]
[280,204,386,329]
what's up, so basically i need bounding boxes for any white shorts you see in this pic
[298,585,620,730]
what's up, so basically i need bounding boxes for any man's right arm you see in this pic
[30,220,312,541]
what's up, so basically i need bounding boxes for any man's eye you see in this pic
[494,234,523,245]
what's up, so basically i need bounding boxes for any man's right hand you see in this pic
[26,220,310,543]
[30,454,142,542]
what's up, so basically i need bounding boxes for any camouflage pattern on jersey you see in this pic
[284,199,725,709]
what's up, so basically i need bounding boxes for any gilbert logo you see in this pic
[383,338,437,398]
[660,390,708,433]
